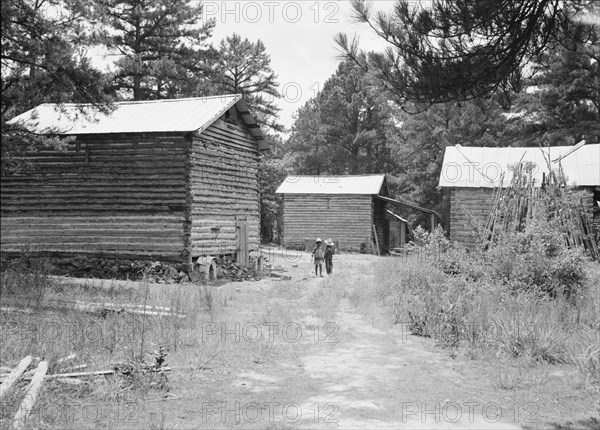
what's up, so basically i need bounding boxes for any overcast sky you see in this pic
[207,1,397,130]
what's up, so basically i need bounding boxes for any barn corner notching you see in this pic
[2,95,267,267]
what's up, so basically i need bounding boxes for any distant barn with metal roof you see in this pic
[439,143,600,245]
[276,174,390,252]
[2,95,266,269]
[275,174,386,195]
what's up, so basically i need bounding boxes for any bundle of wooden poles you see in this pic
[482,157,599,261]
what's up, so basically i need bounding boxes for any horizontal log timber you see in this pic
[3,197,188,206]
[201,122,257,150]
[1,178,188,186]
[20,154,188,164]
[25,147,187,157]
[2,206,186,213]
[1,230,183,239]
[1,215,184,222]
[190,164,257,179]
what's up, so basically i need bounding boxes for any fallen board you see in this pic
[0,356,33,399]
[13,361,48,429]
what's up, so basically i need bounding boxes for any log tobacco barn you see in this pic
[439,143,600,245]
[3,95,267,268]
[276,174,436,253]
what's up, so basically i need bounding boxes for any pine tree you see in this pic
[2,0,110,117]
[97,0,216,100]
[287,61,394,175]
[336,0,597,105]
[2,0,112,176]
[215,34,281,131]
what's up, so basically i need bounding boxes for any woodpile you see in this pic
[1,254,190,282]
[216,256,260,281]
[482,160,599,261]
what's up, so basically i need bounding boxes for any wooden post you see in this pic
[430,213,436,232]
[400,222,406,248]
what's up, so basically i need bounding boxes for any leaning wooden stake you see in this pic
[0,356,32,399]
[13,360,48,429]
[372,223,380,256]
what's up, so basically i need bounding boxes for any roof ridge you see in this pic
[36,94,241,108]
[285,174,385,177]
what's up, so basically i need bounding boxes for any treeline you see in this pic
[1,1,282,137]
[262,1,599,240]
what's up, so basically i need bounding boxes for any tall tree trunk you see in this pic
[351,150,359,174]
[133,74,142,100]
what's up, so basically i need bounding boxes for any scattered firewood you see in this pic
[1,298,186,319]
[0,356,33,399]
[56,353,78,364]
[13,360,48,429]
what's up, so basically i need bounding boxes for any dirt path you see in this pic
[100,251,594,429]
[297,297,521,429]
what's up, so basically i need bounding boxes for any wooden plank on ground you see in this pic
[0,356,33,399]
[13,360,48,429]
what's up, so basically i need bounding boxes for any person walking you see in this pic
[311,238,325,277]
[324,238,335,275]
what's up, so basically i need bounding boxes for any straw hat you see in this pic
[315,238,322,243]
[325,238,334,246]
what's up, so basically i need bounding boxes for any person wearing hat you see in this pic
[324,239,335,275]
[311,238,325,277]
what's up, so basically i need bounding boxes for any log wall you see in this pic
[190,115,260,257]
[449,187,494,247]
[1,135,189,261]
[282,194,373,251]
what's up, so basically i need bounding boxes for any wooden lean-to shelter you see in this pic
[438,143,600,247]
[3,95,267,268]
[386,210,409,250]
[275,174,437,253]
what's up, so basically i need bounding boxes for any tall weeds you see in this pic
[372,223,599,390]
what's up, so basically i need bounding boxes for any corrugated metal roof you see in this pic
[438,144,600,188]
[8,95,263,141]
[276,174,386,195]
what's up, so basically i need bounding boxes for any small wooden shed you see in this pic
[276,174,389,252]
[439,143,600,246]
[3,95,267,267]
